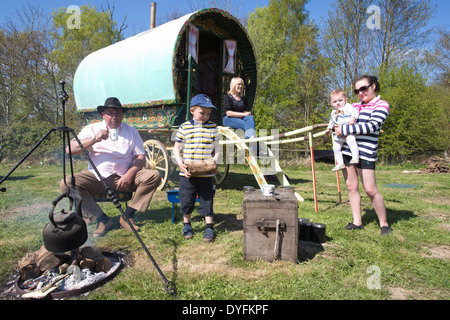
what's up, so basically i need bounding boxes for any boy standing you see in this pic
[325,90,359,171]
[173,94,220,242]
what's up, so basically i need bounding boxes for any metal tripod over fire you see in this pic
[0,81,176,297]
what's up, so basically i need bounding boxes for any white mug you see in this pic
[261,184,275,196]
[110,129,118,141]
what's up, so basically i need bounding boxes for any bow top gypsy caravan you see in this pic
[74,8,257,129]
[73,8,257,189]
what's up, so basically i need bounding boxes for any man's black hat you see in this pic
[97,97,128,114]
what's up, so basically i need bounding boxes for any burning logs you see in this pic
[16,246,120,299]
[18,246,112,281]
[18,246,69,280]
[17,251,122,299]
[79,246,112,273]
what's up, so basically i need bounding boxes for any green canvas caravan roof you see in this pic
[74,8,257,129]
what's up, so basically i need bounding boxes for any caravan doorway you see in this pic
[197,31,222,124]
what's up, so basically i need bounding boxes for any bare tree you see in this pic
[426,28,450,86]
[374,0,436,72]
[321,0,436,92]
[321,0,375,92]
[0,4,59,126]
[188,0,246,23]
[102,1,128,40]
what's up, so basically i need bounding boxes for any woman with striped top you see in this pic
[334,75,392,235]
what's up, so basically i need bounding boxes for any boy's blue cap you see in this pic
[190,94,217,109]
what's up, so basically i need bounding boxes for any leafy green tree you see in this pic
[247,0,330,136]
[50,4,125,83]
[0,5,61,162]
[49,4,127,132]
[379,64,449,160]
[0,4,126,162]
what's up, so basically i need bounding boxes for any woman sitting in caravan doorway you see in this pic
[222,77,256,139]
[222,77,266,156]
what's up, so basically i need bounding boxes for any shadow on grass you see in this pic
[362,207,417,226]
[298,240,325,263]
[215,171,310,191]
[0,174,34,181]
[128,205,244,234]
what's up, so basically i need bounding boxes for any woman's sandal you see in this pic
[344,223,364,230]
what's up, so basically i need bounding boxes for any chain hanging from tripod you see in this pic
[58,81,77,194]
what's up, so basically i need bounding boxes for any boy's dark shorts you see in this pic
[343,154,376,170]
[179,176,214,217]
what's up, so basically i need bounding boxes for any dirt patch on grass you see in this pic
[0,202,48,219]
[387,286,448,300]
[168,236,325,281]
[175,241,270,280]
[422,245,450,261]
[425,210,449,220]
[387,286,425,300]
[424,197,450,207]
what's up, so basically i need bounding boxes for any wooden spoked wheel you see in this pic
[214,161,229,185]
[214,131,232,185]
[143,139,170,190]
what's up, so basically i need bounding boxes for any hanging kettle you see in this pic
[43,191,88,253]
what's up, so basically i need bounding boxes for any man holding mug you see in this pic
[60,97,161,238]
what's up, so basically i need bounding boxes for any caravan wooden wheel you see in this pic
[143,139,170,190]
[214,161,229,185]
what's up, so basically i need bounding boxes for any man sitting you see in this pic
[60,97,161,237]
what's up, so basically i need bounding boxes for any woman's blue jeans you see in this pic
[222,115,256,138]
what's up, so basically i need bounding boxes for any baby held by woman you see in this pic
[325,89,359,171]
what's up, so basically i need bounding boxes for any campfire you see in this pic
[0,82,175,299]
[11,190,122,299]
[16,245,122,299]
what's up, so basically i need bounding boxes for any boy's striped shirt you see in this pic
[175,120,219,176]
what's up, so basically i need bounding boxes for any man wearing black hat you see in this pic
[60,97,161,237]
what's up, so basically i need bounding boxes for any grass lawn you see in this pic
[0,160,448,301]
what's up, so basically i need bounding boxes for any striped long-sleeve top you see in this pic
[341,96,389,162]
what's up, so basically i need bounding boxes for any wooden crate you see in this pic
[242,188,298,262]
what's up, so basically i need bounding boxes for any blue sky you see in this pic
[0,0,448,37]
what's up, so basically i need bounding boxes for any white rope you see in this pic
[273,219,281,260]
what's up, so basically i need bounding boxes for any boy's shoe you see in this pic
[381,226,392,236]
[182,224,193,239]
[203,228,215,242]
[344,222,364,230]
[350,158,359,164]
[332,164,346,172]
